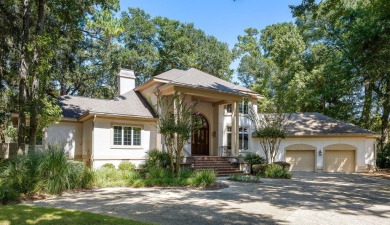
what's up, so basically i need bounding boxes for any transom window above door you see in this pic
[225,99,249,114]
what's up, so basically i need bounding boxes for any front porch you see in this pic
[158,84,254,157]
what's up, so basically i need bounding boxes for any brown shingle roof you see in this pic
[58,96,109,119]
[58,91,156,119]
[286,113,375,136]
[90,91,156,118]
[154,68,256,95]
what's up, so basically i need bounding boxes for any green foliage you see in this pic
[93,166,215,188]
[264,164,292,179]
[67,162,95,189]
[123,171,142,186]
[228,174,261,183]
[101,163,116,169]
[0,182,20,204]
[94,168,126,187]
[377,144,390,168]
[0,205,153,225]
[187,170,216,187]
[142,149,171,170]
[118,161,136,171]
[152,92,202,175]
[249,111,287,164]
[0,145,93,203]
[252,164,269,175]
[256,127,286,139]
[38,145,70,194]
[273,161,291,172]
[243,153,265,165]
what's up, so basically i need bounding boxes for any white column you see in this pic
[231,101,239,156]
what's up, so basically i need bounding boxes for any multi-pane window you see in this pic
[225,99,248,114]
[113,126,122,145]
[239,127,249,150]
[239,100,248,114]
[226,126,232,149]
[113,126,141,146]
[226,126,249,150]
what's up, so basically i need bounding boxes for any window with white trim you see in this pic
[113,126,141,146]
[224,99,248,114]
[226,126,249,150]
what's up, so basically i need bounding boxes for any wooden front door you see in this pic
[191,114,209,155]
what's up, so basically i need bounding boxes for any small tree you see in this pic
[151,91,201,175]
[249,107,288,164]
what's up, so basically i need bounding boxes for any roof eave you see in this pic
[134,78,169,91]
[88,111,157,120]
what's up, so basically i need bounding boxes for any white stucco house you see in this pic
[45,68,378,173]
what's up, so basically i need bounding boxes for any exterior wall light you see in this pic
[318,149,322,156]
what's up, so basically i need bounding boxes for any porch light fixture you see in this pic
[318,149,322,156]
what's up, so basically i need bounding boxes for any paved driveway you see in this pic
[25,172,390,225]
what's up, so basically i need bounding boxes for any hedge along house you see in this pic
[45,68,378,172]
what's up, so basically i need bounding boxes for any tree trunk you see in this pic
[28,0,46,151]
[18,0,32,155]
[360,79,373,129]
[380,80,390,153]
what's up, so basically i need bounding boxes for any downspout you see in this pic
[91,115,96,168]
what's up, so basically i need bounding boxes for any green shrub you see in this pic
[123,171,142,186]
[274,161,291,172]
[118,161,136,171]
[94,168,126,187]
[101,163,116,169]
[0,151,43,196]
[146,168,174,180]
[264,164,292,179]
[0,182,20,204]
[244,153,265,165]
[179,168,193,179]
[187,170,216,187]
[67,161,95,189]
[143,149,171,170]
[0,145,94,203]
[228,174,261,183]
[38,145,70,195]
[252,164,269,175]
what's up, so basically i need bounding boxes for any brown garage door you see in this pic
[324,150,355,172]
[285,150,315,172]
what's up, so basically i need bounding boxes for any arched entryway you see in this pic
[191,113,209,155]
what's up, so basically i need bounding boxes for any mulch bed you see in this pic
[362,169,390,180]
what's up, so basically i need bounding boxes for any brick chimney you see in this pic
[118,69,136,95]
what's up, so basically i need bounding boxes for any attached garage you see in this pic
[286,150,315,171]
[253,113,378,173]
[324,150,355,172]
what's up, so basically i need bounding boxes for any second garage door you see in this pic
[285,150,315,172]
[324,150,355,172]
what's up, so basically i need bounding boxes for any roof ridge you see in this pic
[60,95,111,101]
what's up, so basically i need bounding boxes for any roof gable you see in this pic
[152,68,256,95]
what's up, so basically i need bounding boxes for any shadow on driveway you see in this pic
[24,172,390,225]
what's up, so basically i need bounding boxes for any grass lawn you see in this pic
[0,205,152,225]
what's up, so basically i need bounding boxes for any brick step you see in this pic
[186,156,242,177]
[193,165,237,169]
[186,157,232,161]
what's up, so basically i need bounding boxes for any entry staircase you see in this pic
[185,156,243,176]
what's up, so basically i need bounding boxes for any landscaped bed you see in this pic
[0,205,152,225]
[0,147,218,204]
